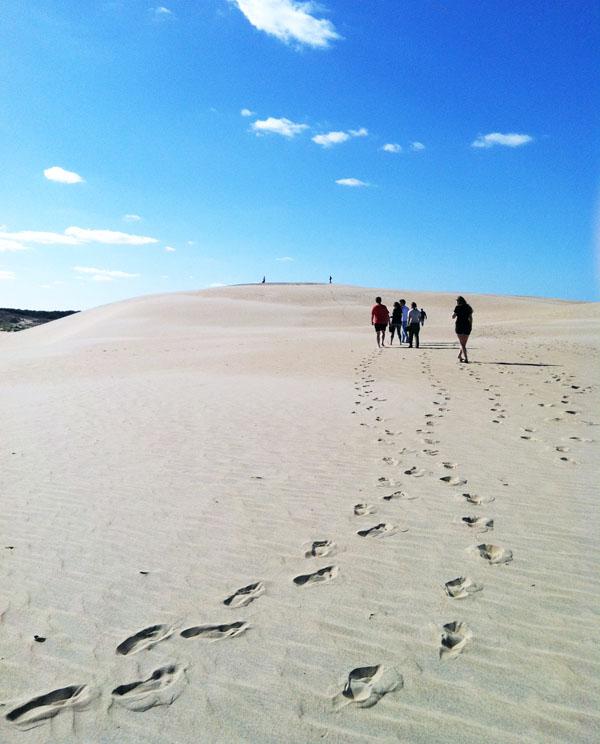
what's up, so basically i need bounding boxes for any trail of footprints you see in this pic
[353,350,518,669]
[5,352,594,728]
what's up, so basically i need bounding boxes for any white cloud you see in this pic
[231,0,340,48]
[241,108,255,117]
[164,245,176,252]
[276,256,294,261]
[0,227,158,246]
[335,178,368,187]
[73,266,140,282]
[312,131,349,147]
[382,143,402,153]
[43,166,84,184]
[153,6,173,17]
[411,141,425,151]
[312,127,368,147]
[0,238,28,252]
[471,132,533,149]
[186,240,195,245]
[251,116,308,137]
[0,270,16,280]
[123,214,142,222]
[65,227,158,245]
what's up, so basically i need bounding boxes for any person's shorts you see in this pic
[374,323,387,332]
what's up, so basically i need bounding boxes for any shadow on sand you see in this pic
[472,361,560,368]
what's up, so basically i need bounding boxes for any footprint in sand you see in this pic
[293,565,338,586]
[440,621,472,659]
[441,462,457,470]
[404,466,425,477]
[181,622,248,640]
[473,544,513,564]
[304,540,337,558]
[461,516,494,533]
[224,581,265,608]
[423,449,439,456]
[440,476,467,486]
[382,457,398,466]
[383,490,417,501]
[357,523,402,538]
[444,576,483,599]
[116,624,174,656]
[111,665,186,712]
[333,665,403,709]
[6,685,97,730]
[354,503,376,516]
[555,446,570,452]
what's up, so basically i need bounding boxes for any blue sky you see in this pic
[1,0,598,309]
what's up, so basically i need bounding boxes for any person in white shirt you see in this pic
[399,299,409,343]
[407,302,421,348]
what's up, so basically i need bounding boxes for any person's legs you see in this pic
[408,324,414,347]
[457,333,469,362]
[389,325,396,344]
[381,326,386,346]
[401,321,408,343]
[414,324,420,348]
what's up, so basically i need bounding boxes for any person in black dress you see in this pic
[452,296,473,363]
[389,301,403,345]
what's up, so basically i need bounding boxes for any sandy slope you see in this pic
[0,284,598,743]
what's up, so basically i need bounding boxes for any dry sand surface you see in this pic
[0,283,599,744]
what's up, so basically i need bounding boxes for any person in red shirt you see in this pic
[371,296,390,347]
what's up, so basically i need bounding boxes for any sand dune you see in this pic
[0,284,598,743]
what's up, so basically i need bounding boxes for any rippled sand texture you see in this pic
[0,284,598,743]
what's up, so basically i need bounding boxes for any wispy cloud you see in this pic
[0,238,29,252]
[312,127,368,147]
[152,6,173,18]
[0,227,158,247]
[411,141,425,151]
[73,266,140,282]
[164,245,176,252]
[276,256,294,261]
[382,143,402,153]
[471,132,533,149]
[231,0,340,49]
[251,116,308,137]
[335,178,368,188]
[241,107,255,117]
[0,270,15,280]
[123,214,142,222]
[43,166,84,184]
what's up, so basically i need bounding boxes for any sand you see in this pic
[0,284,598,743]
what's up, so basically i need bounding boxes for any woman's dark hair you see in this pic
[411,302,417,308]
[375,296,382,303]
[456,296,466,305]
[394,301,400,308]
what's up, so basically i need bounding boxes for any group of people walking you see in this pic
[371,295,473,362]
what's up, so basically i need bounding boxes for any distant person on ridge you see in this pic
[407,302,421,348]
[329,275,332,284]
[452,295,473,363]
[389,301,403,345]
[261,276,266,284]
[399,299,409,343]
[419,308,427,326]
[371,297,390,348]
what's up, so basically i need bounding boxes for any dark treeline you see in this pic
[0,308,78,332]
